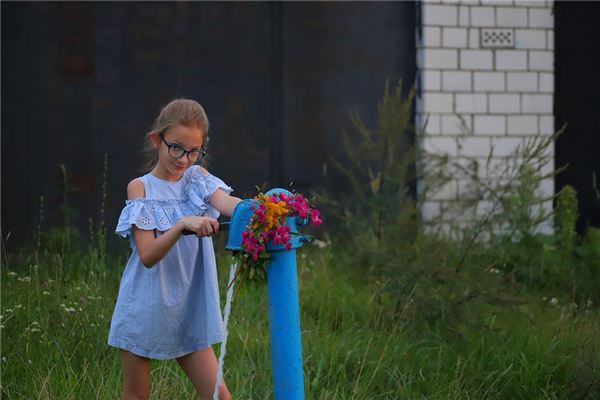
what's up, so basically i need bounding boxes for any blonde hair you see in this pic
[140,98,210,172]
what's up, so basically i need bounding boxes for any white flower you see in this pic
[42,291,50,296]
[549,297,559,306]
[312,239,328,249]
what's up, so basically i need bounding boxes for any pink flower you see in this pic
[292,196,310,218]
[273,225,291,246]
[310,209,323,227]
[260,231,270,242]
[278,193,290,203]
[254,204,267,224]
[242,232,260,252]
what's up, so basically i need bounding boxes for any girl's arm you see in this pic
[197,166,242,217]
[128,179,218,268]
[209,188,242,218]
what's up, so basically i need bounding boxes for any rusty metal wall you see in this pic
[1,2,416,251]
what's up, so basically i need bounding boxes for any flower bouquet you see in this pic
[232,190,322,283]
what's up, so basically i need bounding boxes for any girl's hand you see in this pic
[178,216,219,237]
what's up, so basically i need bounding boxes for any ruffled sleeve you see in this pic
[114,167,233,238]
[114,198,201,238]
[185,166,233,211]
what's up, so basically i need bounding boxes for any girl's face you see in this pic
[152,124,204,180]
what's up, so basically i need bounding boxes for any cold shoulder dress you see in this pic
[108,166,232,360]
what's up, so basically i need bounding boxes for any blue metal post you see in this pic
[226,188,306,399]
[266,249,305,399]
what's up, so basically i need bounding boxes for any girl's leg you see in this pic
[120,350,151,400]
[176,346,232,400]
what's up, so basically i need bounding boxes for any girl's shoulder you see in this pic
[197,166,209,176]
[186,165,209,179]
[126,177,146,200]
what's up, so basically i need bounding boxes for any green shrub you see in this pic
[320,80,600,329]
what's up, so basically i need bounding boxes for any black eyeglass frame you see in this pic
[161,136,206,163]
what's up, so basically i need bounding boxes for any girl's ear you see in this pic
[149,131,160,149]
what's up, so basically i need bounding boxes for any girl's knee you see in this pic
[122,381,150,400]
[122,393,149,400]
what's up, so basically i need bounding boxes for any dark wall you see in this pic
[1,2,416,251]
[555,2,600,232]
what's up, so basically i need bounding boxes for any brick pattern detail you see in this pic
[417,0,555,227]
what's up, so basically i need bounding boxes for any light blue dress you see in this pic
[108,165,232,360]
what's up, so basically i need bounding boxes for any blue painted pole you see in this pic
[226,188,306,399]
[266,249,305,400]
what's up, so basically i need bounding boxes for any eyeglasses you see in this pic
[161,137,206,163]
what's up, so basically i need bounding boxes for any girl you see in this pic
[108,98,240,400]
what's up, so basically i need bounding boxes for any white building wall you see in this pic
[416,0,555,232]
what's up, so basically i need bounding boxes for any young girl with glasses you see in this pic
[108,98,240,399]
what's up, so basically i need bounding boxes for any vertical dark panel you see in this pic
[281,2,416,194]
[2,2,61,245]
[92,2,277,249]
[555,2,600,231]
[1,2,416,251]
[269,3,284,187]
[55,2,95,234]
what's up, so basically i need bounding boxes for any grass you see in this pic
[1,233,599,399]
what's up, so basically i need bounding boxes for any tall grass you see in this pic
[1,232,599,399]
[2,86,600,398]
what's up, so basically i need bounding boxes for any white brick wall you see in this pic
[443,27,469,47]
[461,50,493,69]
[443,71,471,91]
[497,7,528,27]
[474,72,505,91]
[417,0,555,230]
[496,50,528,70]
[507,72,538,92]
